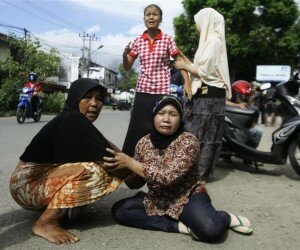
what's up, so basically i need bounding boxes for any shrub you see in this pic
[43,92,65,113]
[42,81,67,94]
[0,78,20,112]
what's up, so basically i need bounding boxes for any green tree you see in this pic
[174,0,300,81]
[0,34,61,112]
[117,64,138,91]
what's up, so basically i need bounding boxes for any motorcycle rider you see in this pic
[23,72,42,114]
[226,80,262,149]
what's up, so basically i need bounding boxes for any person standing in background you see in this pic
[122,4,189,159]
[175,8,231,180]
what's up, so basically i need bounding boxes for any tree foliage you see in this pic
[117,64,138,91]
[174,0,300,81]
[0,34,61,111]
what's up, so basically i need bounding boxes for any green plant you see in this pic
[0,34,61,114]
[174,0,300,81]
[0,78,20,111]
[43,92,65,113]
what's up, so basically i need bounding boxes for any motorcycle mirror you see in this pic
[260,82,271,90]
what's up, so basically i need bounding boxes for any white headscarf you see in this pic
[192,8,231,98]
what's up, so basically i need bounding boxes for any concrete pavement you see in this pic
[0,110,300,249]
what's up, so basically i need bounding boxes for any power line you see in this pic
[93,51,122,57]
[29,32,80,49]
[27,32,71,59]
[0,23,24,31]
[2,0,69,30]
[0,23,29,37]
[0,24,80,49]
[0,26,24,36]
[79,32,98,77]
[28,34,81,58]
[22,0,84,32]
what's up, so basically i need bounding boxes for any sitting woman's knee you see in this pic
[191,222,227,242]
[111,198,140,224]
[111,200,127,221]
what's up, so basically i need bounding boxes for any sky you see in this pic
[0,0,185,70]
[0,0,299,71]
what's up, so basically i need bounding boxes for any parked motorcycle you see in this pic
[221,76,300,175]
[170,83,183,98]
[16,87,42,124]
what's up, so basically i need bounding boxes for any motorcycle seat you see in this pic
[225,105,258,116]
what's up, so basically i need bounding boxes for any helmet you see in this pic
[231,80,253,102]
[28,72,37,82]
[232,80,253,96]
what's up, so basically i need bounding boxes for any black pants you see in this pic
[112,192,230,242]
[31,96,39,112]
[122,93,164,157]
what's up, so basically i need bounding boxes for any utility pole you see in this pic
[79,32,97,78]
[23,28,28,38]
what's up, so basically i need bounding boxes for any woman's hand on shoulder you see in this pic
[103,148,132,170]
[174,60,187,70]
[178,48,191,64]
[104,148,145,178]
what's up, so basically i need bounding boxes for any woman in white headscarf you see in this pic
[175,7,231,179]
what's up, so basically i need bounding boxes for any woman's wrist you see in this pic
[127,159,145,178]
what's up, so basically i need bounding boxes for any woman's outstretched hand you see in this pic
[123,42,134,58]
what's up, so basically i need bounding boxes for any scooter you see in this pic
[221,76,300,175]
[170,83,183,99]
[16,87,42,124]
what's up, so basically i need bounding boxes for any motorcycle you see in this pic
[16,87,42,124]
[170,83,183,99]
[221,76,300,175]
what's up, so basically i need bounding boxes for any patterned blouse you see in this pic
[134,132,206,220]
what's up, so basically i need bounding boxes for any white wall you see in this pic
[61,56,80,82]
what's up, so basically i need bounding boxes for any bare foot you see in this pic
[33,218,79,244]
[32,208,79,244]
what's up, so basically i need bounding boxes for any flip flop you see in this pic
[230,214,253,235]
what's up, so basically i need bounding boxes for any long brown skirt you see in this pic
[9,161,123,210]
[183,97,225,179]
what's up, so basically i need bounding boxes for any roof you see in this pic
[79,56,118,74]
[0,33,8,42]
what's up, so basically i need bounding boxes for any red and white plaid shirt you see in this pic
[129,30,179,94]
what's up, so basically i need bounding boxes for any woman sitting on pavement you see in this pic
[9,78,129,244]
[104,95,253,242]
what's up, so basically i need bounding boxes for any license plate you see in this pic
[20,94,29,98]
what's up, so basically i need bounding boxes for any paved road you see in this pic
[0,110,300,249]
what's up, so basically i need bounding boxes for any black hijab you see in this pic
[20,78,113,164]
[150,95,185,150]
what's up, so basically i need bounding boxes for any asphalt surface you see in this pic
[0,110,300,249]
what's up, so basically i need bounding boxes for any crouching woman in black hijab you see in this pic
[104,95,253,243]
[9,78,128,244]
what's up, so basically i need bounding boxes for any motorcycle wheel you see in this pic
[16,107,26,124]
[288,138,300,175]
[33,110,41,122]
